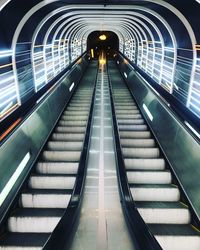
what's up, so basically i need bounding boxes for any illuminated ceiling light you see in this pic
[99,34,107,41]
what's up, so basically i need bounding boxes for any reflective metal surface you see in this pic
[70,60,136,250]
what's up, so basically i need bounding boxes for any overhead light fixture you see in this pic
[99,34,107,41]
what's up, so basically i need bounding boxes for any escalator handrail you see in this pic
[107,61,163,250]
[43,61,99,250]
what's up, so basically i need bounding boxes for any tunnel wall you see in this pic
[0,54,89,221]
[116,55,200,220]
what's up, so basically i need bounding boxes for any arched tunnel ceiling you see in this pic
[0,0,200,120]
[0,0,199,49]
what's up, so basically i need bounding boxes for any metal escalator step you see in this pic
[42,151,81,162]
[136,201,191,224]
[121,139,155,148]
[117,119,144,125]
[28,175,76,189]
[150,224,200,250]
[127,170,171,184]
[123,147,159,158]
[59,120,86,127]
[69,103,90,107]
[8,208,64,233]
[20,190,71,208]
[36,162,79,174]
[52,133,84,141]
[70,100,90,104]
[55,126,86,133]
[124,158,165,170]
[61,115,88,121]
[0,232,49,249]
[114,103,136,107]
[117,114,142,120]
[119,124,147,131]
[117,113,140,119]
[116,110,140,115]
[66,106,90,111]
[114,98,133,101]
[63,111,89,116]
[130,184,180,201]
[120,131,151,139]
[113,93,131,96]
[47,141,83,151]
[114,106,138,110]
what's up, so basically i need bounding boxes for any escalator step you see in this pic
[58,120,86,127]
[67,106,90,111]
[120,131,151,139]
[63,111,89,116]
[61,115,88,121]
[127,170,171,184]
[136,201,191,224]
[114,106,138,110]
[47,141,83,151]
[114,103,136,107]
[69,103,90,107]
[20,191,71,208]
[42,151,81,162]
[28,175,76,189]
[36,162,79,174]
[117,114,140,119]
[124,158,165,170]
[121,139,155,147]
[119,124,147,131]
[122,147,160,158]
[51,133,84,141]
[55,126,86,133]
[117,119,144,125]
[116,110,140,115]
[8,208,64,233]
[130,184,180,201]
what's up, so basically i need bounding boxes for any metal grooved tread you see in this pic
[109,60,200,250]
[0,62,97,249]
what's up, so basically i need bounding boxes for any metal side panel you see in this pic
[117,56,200,220]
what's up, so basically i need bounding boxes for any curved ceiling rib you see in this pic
[0,1,199,119]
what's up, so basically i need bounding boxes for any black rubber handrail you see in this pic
[107,61,162,250]
[43,61,99,250]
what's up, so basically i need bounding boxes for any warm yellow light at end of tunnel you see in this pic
[99,58,106,65]
[99,34,107,41]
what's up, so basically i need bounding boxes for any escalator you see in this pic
[1,57,200,250]
[107,60,200,250]
[0,61,97,249]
